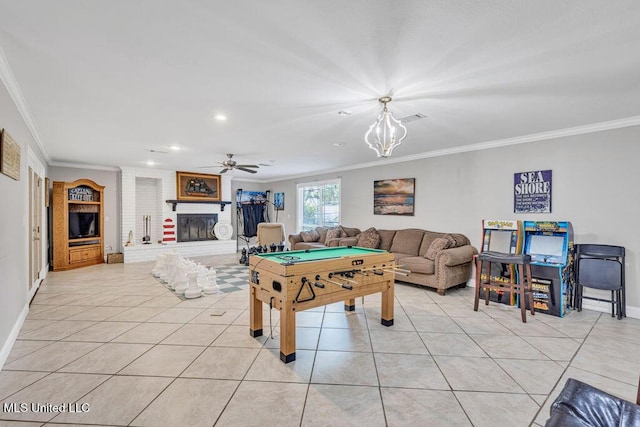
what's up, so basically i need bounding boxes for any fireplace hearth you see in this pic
[177,214,218,242]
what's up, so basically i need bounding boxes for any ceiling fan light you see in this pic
[364,97,407,158]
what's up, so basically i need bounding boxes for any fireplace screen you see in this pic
[177,214,218,242]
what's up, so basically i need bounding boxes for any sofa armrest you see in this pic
[436,245,478,267]
[288,233,303,249]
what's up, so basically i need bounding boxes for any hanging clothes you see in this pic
[241,203,265,237]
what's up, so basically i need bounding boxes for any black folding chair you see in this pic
[574,244,625,319]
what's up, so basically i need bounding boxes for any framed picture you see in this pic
[1,128,21,181]
[374,178,415,215]
[236,189,268,205]
[514,170,552,213]
[176,171,221,201]
[274,192,285,210]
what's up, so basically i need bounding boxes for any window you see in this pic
[297,179,341,231]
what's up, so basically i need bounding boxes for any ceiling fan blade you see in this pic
[235,164,259,168]
[220,168,229,174]
[236,167,258,174]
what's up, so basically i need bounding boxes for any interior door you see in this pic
[29,167,43,289]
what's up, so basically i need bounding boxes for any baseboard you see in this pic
[28,266,47,302]
[0,303,29,370]
[467,279,639,319]
[581,300,640,320]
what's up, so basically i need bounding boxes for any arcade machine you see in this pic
[479,219,524,305]
[522,221,574,317]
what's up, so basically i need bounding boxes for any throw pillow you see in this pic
[338,225,348,238]
[300,230,320,242]
[325,228,341,243]
[442,233,470,248]
[316,227,329,243]
[357,227,381,249]
[425,237,451,260]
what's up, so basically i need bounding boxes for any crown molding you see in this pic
[49,161,121,172]
[262,115,640,183]
[0,44,50,163]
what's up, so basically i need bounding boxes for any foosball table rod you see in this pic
[316,274,353,290]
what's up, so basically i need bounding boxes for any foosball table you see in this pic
[248,246,397,363]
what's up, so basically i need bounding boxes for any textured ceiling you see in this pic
[1,1,639,180]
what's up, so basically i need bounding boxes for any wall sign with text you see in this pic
[514,170,552,213]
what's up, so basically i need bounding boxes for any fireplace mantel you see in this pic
[165,199,232,212]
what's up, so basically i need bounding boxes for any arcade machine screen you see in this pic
[488,230,513,253]
[526,235,565,264]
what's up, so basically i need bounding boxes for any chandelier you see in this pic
[364,96,407,157]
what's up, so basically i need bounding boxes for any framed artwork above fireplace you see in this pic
[176,171,221,202]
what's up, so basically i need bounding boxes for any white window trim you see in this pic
[296,178,341,232]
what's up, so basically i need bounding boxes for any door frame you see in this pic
[26,146,46,300]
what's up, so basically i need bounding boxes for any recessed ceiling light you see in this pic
[333,142,345,147]
[338,110,351,116]
[169,145,181,151]
[146,160,155,166]
[214,114,228,121]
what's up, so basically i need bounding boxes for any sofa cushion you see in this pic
[325,228,341,243]
[316,227,329,243]
[390,229,425,256]
[443,233,470,247]
[300,230,319,242]
[341,226,360,237]
[377,230,397,251]
[399,256,435,275]
[357,227,381,249]
[419,231,445,256]
[425,237,451,260]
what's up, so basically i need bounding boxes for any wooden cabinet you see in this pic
[52,179,105,271]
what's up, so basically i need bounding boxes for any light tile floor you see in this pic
[1,253,639,426]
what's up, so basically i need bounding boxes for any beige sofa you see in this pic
[378,228,477,295]
[288,226,362,250]
[288,226,477,295]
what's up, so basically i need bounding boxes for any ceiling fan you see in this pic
[215,153,259,174]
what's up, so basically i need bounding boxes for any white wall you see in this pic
[263,126,640,315]
[0,82,48,368]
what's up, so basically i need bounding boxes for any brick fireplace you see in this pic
[120,167,235,262]
[177,213,218,242]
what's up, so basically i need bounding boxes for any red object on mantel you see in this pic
[163,218,175,243]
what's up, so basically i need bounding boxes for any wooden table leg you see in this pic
[249,286,263,337]
[381,281,394,326]
[344,298,356,311]
[280,301,296,363]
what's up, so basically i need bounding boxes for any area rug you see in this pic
[153,263,250,299]
[209,263,251,293]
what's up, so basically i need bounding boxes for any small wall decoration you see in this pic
[374,178,415,215]
[44,177,51,207]
[1,128,21,181]
[274,192,285,210]
[176,171,221,201]
[514,170,552,213]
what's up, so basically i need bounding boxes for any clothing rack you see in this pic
[235,189,271,250]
